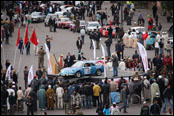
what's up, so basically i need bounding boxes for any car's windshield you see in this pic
[31,12,41,16]
[61,18,70,22]
[71,61,83,68]
[89,23,100,27]
[80,21,85,25]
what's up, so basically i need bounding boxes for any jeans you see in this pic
[119,100,127,112]
[163,98,173,112]
[93,96,100,107]
[113,66,118,76]
[78,48,81,54]
[117,51,121,61]
[103,94,109,106]
[64,102,69,114]
[90,39,93,49]
[26,48,30,55]
[155,48,159,56]
[81,95,86,108]
[107,47,111,58]
[86,96,92,108]
[108,35,112,43]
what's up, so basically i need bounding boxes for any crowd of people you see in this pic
[1,1,173,115]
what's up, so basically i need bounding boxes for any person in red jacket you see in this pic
[148,15,153,31]
[163,54,173,72]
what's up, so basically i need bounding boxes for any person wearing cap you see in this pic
[30,75,39,92]
[143,76,150,101]
[46,85,54,110]
[110,102,120,115]
[150,80,160,104]
[140,101,150,115]
[38,46,46,68]
[153,92,162,109]
[157,75,165,100]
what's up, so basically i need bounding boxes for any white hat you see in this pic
[12,85,16,88]
[48,85,51,88]
[113,102,116,104]
[158,75,162,79]
[143,101,147,104]
[156,92,159,96]
[144,76,147,79]
[12,82,15,84]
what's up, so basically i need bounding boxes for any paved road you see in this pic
[1,1,173,115]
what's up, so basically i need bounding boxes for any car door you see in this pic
[90,63,97,75]
[83,63,91,75]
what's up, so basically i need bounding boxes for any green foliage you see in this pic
[161,1,173,11]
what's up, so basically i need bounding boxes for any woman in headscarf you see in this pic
[38,85,46,111]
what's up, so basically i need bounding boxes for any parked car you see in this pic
[26,12,46,23]
[130,26,146,33]
[56,17,72,29]
[59,60,104,78]
[99,25,118,37]
[86,21,101,34]
[70,20,86,31]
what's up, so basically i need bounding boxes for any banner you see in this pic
[101,44,106,77]
[92,39,96,59]
[30,28,38,46]
[137,42,148,73]
[44,43,52,74]
[28,65,33,85]
[5,64,12,80]
[24,24,28,45]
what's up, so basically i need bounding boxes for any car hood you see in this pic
[60,67,78,73]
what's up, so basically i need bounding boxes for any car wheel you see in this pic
[75,71,82,78]
[96,69,102,76]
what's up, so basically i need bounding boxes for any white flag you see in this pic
[101,44,106,77]
[137,42,148,73]
[44,43,52,74]
[28,65,34,85]
[92,39,96,59]
[5,64,12,80]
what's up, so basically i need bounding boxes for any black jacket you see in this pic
[9,95,16,105]
[102,83,110,94]
[76,40,83,49]
[105,40,111,48]
[140,106,150,115]
[153,97,162,108]
[85,85,93,96]
[163,88,172,99]
[115,43,122,52]
[150,104,160,115]
[63,93,70,102]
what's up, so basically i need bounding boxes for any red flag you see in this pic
[30,28,38,46]
[16,27,20,46]
[24,24,28,45]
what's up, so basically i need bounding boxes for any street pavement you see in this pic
[1,1,173,115]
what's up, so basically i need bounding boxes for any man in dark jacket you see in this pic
[18,38,24,54]
[79,83,86,109]
[36,67,43,80]
[107,26,113,43]
[105,38,112,58]
[119,85,128,113]
[63,88,70,114]
[25,41,30,55]
[9,92,16,115]
[64,53,73,67]
[26,95,34,115]
[102,80,110,107]
[85,82,93,109]
[157,75,165,100]
[49,16,54,32]
[76,37,83,53]
[150,99,160,115]
[140,101,150,115]
[115,40,122,61]
[111,53,119,77]
[162,85,173,113]
[153,92,162,109]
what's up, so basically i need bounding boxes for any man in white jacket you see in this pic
[56,84,64,109]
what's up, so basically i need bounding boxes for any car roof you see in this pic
[77,60,102,64]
